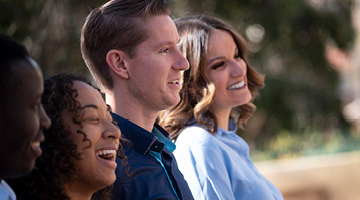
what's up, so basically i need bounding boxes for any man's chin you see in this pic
[3,166,34,179]
[164,96,181,109]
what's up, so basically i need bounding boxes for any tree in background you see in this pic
[0,0,355,159]
[169,0,355,154]
[0,0,101,76]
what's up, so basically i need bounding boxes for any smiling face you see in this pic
[124,15,189,112]
[0,58,51,179]
[62,81,121,193]
[206,29,252,114]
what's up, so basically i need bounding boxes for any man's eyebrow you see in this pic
[153,41,174,50]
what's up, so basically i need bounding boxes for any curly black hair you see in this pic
[7,73,129,200]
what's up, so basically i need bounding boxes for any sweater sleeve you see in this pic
[173,126,237,200]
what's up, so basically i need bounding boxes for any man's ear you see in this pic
[106,49,129,79]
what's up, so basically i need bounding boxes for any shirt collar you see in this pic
[111,113,173,154]
[152,125,176,152]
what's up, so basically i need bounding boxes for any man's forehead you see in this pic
[140,15,179,46]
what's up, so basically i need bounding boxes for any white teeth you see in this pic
[170,80,178,84]
[31,141,41,149]
[228,81,245,89]
[96,150,117,157]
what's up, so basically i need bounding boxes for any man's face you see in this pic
[0,58,51,179]
[124,15,189,113]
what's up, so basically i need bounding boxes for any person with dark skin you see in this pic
[7,73,129,200]
[81,0,194,199]
[0,34,51,200]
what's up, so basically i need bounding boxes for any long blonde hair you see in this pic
[158,15,264,140]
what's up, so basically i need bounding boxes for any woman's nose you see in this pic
[103,119,121,140]
[231,58,247,78]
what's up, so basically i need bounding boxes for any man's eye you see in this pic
[33,101,41,111]
[160,48,169,53]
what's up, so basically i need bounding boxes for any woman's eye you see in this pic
[212,62,225,70]
[90,117,100,121]
[83,117,100,123]
[234,54,241,60]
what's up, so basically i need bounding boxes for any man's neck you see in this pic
[106,92,157,132]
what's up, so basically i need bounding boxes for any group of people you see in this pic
[0,0,284,200]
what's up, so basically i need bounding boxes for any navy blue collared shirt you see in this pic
[111,113,194,200]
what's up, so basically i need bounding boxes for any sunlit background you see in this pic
[1,0,360,199]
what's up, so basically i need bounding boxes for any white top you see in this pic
[0,180,16,200]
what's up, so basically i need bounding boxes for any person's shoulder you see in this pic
[0,180,16,200]
[180,126,212,138]
[176,126,218,148]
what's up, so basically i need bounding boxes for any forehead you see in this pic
[207,29,236,56]
[1,58,43,117]
[72,81,104,106]
[140,15,179,48]
[12,58,43,96]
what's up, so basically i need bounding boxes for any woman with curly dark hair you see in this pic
[158,15,284,200]
[8,73,128,200]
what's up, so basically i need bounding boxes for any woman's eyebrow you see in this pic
[81,104,98,110]
[208,56,226,64]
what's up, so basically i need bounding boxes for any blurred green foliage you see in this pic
[168,0,355,153]
[0,0,356,159]
[251,128,360,161]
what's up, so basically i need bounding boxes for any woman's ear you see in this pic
[106,49,129,79]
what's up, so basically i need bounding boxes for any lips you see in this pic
[30,141,41,150]
[30,140,42,157]
[30,133,45,157]
[227,80,245,90]
[96,149,117,161]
